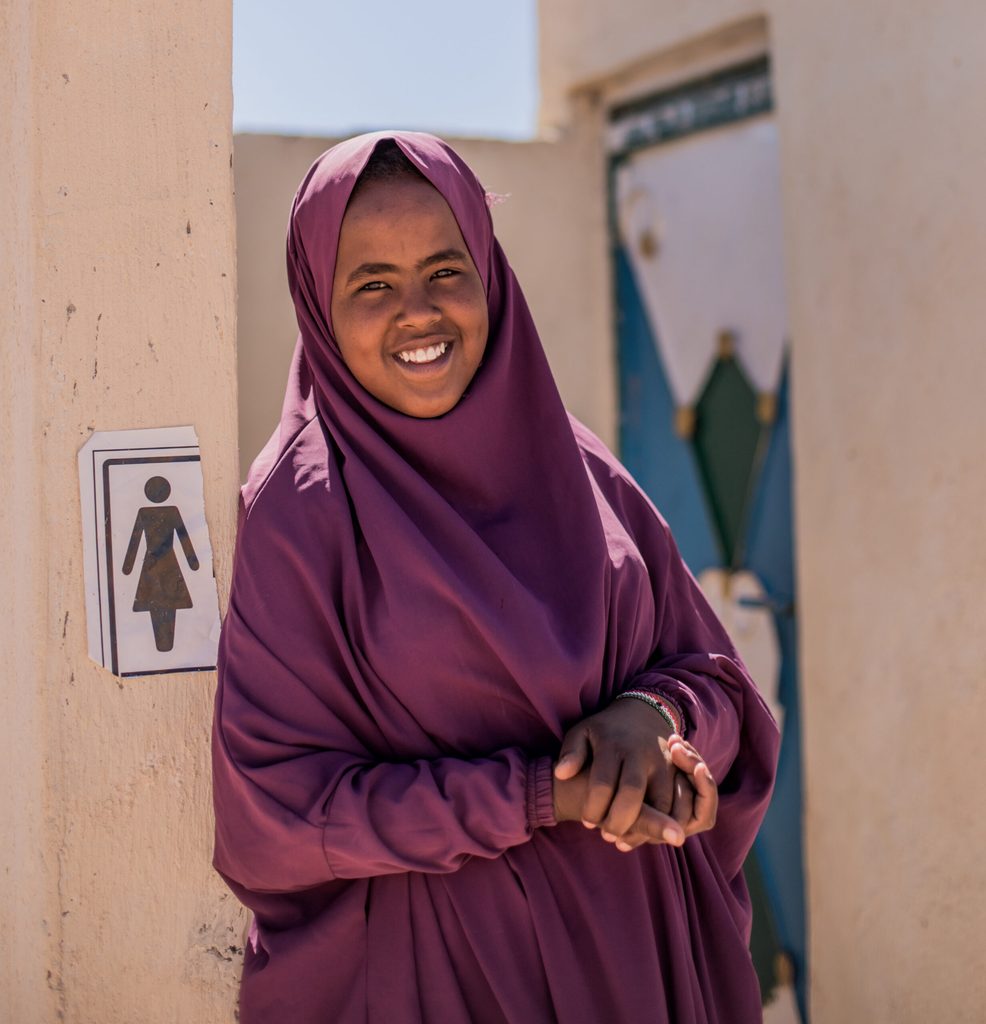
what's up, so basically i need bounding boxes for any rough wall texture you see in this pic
[1,1,244,1021]
[234,121,613,479]
[1,1,51,1021]
[539,1,986,1020]
[771,4,986,1020]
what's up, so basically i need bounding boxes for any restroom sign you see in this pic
[78,426,221,677]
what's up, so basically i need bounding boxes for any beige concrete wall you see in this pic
[1,2,51,1019]
[539,1,986,1020]
[1,1,243,1021]
[772,5,986,1020]
[234,122,613,479]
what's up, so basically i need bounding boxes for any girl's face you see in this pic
[330,176,489,418]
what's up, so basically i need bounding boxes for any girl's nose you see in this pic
[397,285,442,329]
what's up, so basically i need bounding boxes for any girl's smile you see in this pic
[330,176,489,418]
[393,339,452,368]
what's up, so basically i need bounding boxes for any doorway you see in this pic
[609,57,806,1020]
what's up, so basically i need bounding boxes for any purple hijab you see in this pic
[213,131,779,1023]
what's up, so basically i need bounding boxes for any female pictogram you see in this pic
[122,475,199,652]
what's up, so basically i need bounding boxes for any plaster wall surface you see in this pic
[539,1,986,1020]
[538,0,761,130]
[770,5,986,1020]
[234,124,613,479]
[1,1,244,1020]
[1,2,51,1021]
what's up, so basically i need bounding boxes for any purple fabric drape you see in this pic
[212,131,779,1023]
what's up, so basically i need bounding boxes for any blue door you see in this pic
[609,59,806,1021]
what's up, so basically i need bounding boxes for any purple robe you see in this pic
[212,131,779,1023]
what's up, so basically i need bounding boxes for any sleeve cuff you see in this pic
[525,755,557,829]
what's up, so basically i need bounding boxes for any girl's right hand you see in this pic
[610,738,717,852]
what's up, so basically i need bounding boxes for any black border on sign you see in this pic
[90,444,198,667]
[101,453,215,677]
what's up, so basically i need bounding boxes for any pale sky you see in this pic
[233,0,539,139]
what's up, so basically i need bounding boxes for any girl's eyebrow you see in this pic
[418,248,469,270]
[345,248,469,286]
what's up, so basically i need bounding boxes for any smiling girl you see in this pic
[329,156,489,419]
[212,132,779,1024]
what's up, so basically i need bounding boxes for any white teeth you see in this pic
[397,341,448,364]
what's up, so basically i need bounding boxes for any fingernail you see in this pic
[663,827,683,845]
[601,831,617,842]
[615,841,632,852]
[582,819,597,829]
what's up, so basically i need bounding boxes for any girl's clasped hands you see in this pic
[552,698,718,852]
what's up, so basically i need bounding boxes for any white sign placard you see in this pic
[78,426,221,677]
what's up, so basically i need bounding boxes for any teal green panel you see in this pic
[691,353,766,567]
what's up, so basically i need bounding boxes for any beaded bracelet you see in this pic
[615,690,683,736]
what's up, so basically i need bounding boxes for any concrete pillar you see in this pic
[772,4,986,1021]
[0,1,242,1020]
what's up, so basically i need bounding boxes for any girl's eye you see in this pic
[432,268,458,280]
[358,281,388,292]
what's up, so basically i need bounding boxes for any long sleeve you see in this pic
[578,428,780,881]
[211,488,556,895]
[213,633,555,892]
